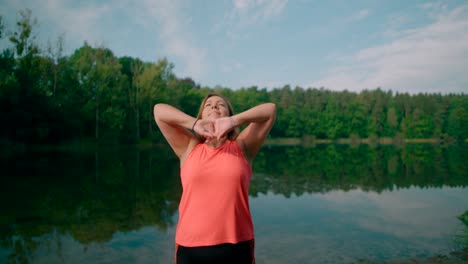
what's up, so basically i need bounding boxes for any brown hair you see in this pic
[196,93,240,140]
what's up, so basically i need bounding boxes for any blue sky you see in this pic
[1,0,468,94]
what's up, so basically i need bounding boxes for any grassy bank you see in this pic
[265,136,465,146]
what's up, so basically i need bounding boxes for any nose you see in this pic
[211,104,218,109]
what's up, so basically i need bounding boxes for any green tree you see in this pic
[1,9,61,143]
[447,97,468,141]
[369,89,390,137]
[348,101,368,137]
[0,15,4,39]
[69,43,125,140]
[386,106,399,137]
[432,95,450,137]
[8,9,39,58]
[45,34,65,97]
[323,95,345,139]
[120,56,143,140]
[0,14,17,95]
[138,59,174,138]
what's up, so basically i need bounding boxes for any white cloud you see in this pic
[311,4,468,94]
[233,0,251,11]
[232,0,288,24]
[53,2,111,46]
[261,0,289,18]
[350,8,371,21]
[2,0,207,80]
[140,0,206,80]
[3,0,111,49]
[318,187,467,239]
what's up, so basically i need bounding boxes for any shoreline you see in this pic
[264,137,466,146]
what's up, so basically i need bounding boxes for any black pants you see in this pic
[176,240,255,264]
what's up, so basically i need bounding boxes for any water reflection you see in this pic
[252,187,468,263]
[251,144,468,196]
[0,146,181,263]
[0,143,467,263]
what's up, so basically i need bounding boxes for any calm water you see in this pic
[1,143,467,264]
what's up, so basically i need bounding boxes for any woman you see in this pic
[153,93,276,264]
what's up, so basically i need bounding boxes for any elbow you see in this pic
[259,103,276,122]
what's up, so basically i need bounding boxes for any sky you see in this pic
[1,0,468,94]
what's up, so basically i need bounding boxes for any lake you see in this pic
[1,143,467,263]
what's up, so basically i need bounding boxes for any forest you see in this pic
[1,10,467,146]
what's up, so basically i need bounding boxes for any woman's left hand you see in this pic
[213,117,235,140]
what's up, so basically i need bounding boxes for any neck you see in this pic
[206,137,228,148]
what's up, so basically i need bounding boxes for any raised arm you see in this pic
[153,103,213,159]
[231,103,276,162]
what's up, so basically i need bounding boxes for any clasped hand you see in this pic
[193,117,234,141]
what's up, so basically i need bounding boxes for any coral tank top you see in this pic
[175,140,254,247]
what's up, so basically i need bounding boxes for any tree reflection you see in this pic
[0,145,181,263]
[0,143,467,262]
[251,143,468,197]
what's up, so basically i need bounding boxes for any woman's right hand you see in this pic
[193,119,215,140]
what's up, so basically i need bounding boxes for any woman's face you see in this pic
[202,96,230,119]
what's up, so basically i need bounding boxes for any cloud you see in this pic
[350,8,371,21]
[233,0,251,11]
[140,0,206,80]
[2,0,207,80]
[3,0,112,49]
[311,4,468,94]
[232,0,288,24]
[317,187,467,239]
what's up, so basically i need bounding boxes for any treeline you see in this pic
[1,10,467,145]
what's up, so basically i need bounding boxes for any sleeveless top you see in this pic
[175,140,254,247]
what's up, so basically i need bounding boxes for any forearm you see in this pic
[232,103,276,127]
[153,103,196,130]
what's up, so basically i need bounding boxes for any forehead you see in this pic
[205,96,226,103]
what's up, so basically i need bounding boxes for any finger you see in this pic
[214,123,222,140]
[204,121,215,132]
[200,129,214,138]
